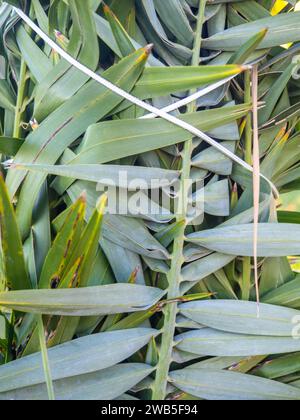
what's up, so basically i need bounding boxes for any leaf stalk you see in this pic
[152,0,207,400]
[37,315,55,400]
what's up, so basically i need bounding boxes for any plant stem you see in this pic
[13,59,28,138]
[241,70,252,300]
[14,8,54,398]
[241,256,251,300]
[152,0,207,400]
[37,315,55,400]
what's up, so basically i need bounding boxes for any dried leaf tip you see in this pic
[102,3,112,14]
[144,44,154,55]
[135,44,153,64]
[241,64,253,72]
[128,267,140,284]
[79,190,87,204]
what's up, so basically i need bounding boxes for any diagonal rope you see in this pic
[141,76,234,119]
[11,5,279,198]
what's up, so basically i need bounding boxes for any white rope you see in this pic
[12,6,279,198]
[141,76,234,119]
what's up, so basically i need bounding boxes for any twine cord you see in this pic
[11,6,278,198]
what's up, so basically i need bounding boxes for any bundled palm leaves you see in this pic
[1,0,300,401]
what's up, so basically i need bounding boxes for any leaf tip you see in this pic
[135,45,153,64]
[241,64,253,72]
[79,190,87,204]
[145,44,154,55]
[102,2,112,15]
[260,27,269,36]
[96,193,108,215]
